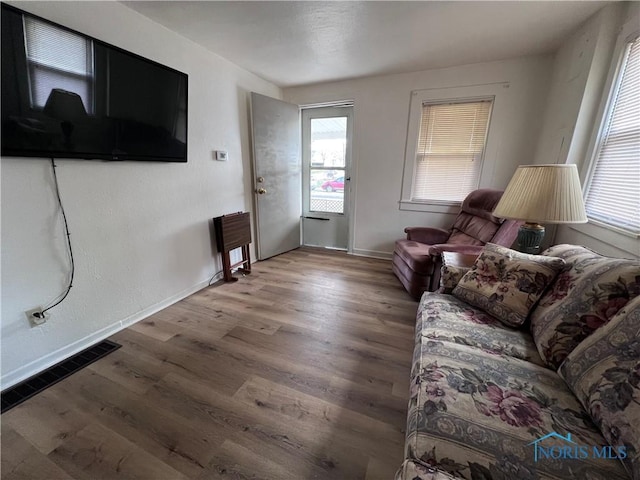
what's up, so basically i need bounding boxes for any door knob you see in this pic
[257,188,267,194]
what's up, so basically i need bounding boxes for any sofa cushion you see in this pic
[558,297,640,479]
[406,339,630,479]
[395,459,457,480]
[439,263,472,294]
[531,244,640,370]
[417,293,544,365]
[452,244,565,327]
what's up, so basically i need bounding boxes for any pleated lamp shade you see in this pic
[493,164,587,224]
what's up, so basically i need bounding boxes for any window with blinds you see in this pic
[585,36,640,235]
[412,100,493,202]
[23,17,93,112]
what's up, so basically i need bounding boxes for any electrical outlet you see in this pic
[25,307,48,327]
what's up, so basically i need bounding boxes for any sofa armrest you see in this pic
[404,227,450,244]
[429,243,485,256]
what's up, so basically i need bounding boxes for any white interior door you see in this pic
[301,106,353,250]
[250,92,301,260]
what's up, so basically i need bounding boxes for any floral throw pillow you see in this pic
[558,297,640,479]
[452,244,565,328]
[439,264,471,294]
[531,244,640,369]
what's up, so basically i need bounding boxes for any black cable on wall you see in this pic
[38,159,75,317]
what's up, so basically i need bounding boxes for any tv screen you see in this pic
[1,4,188,162]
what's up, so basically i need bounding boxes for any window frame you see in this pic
[573,19,640,253]
[400,83,508,213]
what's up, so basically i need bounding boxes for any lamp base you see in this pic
[516,222,545,254]
[61,121,74,149]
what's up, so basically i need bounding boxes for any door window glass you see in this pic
[309,117,347,213]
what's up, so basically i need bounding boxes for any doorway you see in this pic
[301,106,353,250]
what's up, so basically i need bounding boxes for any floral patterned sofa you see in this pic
[396,244,640,480]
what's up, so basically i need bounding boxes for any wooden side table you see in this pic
[442,252,478,269]
[213,212,251,282]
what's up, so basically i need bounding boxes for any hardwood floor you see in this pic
[2,248,418,480]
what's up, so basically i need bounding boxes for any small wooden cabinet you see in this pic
[213,212,251,282]
[441,252,478,270]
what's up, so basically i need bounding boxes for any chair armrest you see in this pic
[404,227,450,244]
[429,244,485,256]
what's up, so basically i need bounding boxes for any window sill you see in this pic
[568,221,639,257]
[399,200,461,214]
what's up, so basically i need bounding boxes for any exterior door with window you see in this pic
[301,106,353,250]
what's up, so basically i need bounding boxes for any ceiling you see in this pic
[122,1,608,88]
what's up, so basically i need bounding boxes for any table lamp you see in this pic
[493,164,587,253]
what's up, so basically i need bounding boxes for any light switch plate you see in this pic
[215,150,228,161]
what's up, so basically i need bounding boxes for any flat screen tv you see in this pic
[1,4,188,162]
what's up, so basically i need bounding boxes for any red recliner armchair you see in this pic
[392,189,521,299]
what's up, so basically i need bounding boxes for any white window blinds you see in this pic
[412,100,492,202]
[23,17,93,112]
[585,37,640,235]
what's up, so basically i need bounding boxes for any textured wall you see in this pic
[533,2,639,258]
[1,1,281,386]
[284,55,553,257]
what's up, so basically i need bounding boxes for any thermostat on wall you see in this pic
[215,150,228,161]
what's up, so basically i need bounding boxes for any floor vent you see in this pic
[1,339,121,414]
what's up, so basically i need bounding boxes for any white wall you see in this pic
[284,56,553,257]
[1,1,281,387]
[533,2,639,259]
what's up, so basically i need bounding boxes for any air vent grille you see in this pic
[1,340,121,413]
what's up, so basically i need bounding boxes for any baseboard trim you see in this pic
[1,274,222,390]
[350,248,393,260]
